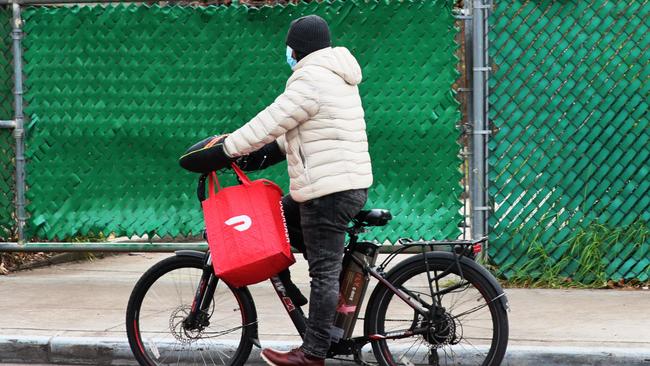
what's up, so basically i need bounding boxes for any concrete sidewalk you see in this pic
[0,253,649,365]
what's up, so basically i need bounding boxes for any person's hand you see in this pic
[178,134,234,173]
[235,141,286,172]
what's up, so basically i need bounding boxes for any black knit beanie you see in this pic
[286,15,331,61]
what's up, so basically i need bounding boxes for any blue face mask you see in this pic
[286,46,297,69]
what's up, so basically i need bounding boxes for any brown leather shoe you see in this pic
[261,347,324,366]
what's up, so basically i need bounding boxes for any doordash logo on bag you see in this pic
[225,215,252,232]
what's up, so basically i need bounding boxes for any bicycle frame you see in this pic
[184,224,488,359]
[269,273,308,337]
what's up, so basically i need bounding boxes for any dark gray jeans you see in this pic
[281,189,368,359]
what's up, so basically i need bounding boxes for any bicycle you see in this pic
[126,177,509,366]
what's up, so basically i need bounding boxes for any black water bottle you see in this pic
[330,242,380,343]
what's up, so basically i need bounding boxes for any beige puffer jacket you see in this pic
[223,46,373,202]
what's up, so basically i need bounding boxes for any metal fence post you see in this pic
[461,0,474,242]
[470,0,490,259]
[11,2,26,244]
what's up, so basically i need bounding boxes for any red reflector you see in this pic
[473,244,482,254]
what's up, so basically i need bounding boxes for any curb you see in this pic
[501,346,650,366]
[1,336,650,365]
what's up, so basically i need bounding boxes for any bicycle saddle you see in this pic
[354,209,392,227]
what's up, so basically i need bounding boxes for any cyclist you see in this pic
[180,15,372,366]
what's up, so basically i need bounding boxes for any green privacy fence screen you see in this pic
[488,0,649,282]
[0,7,14,240]
[17,0,462,241]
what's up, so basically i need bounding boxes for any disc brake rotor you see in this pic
[169,305,204,343]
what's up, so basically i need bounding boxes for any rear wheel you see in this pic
[126,254,257,366]
[365,253,508,366]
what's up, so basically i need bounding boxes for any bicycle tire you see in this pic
[365,252,508,366]
[126,254,257,366]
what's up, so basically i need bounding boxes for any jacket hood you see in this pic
[294,47,362,85]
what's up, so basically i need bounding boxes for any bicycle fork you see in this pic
[183,253,219,330]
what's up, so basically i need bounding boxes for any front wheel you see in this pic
[126,254,257,366]
[365,252,509,366]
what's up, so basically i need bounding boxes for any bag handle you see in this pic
[206,163,251,198]
[231,162,252,185]
[207,172,222,198]
[258,179,284,195]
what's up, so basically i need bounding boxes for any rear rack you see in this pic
[397,237,487,247]
[377,237,488,271]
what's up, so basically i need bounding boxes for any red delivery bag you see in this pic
[201,163,295,287]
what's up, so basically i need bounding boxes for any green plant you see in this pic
[64,231,107,243]
[64,231,108,261]
[497,220,649,288]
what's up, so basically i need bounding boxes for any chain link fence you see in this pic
[2,0,462,243]
[3,0,647,284]
[0,6,15,241]
[488,0,649,282]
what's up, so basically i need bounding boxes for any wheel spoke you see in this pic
[368,256,508,366]
[452,293,506,321]
[126,255,254,365]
